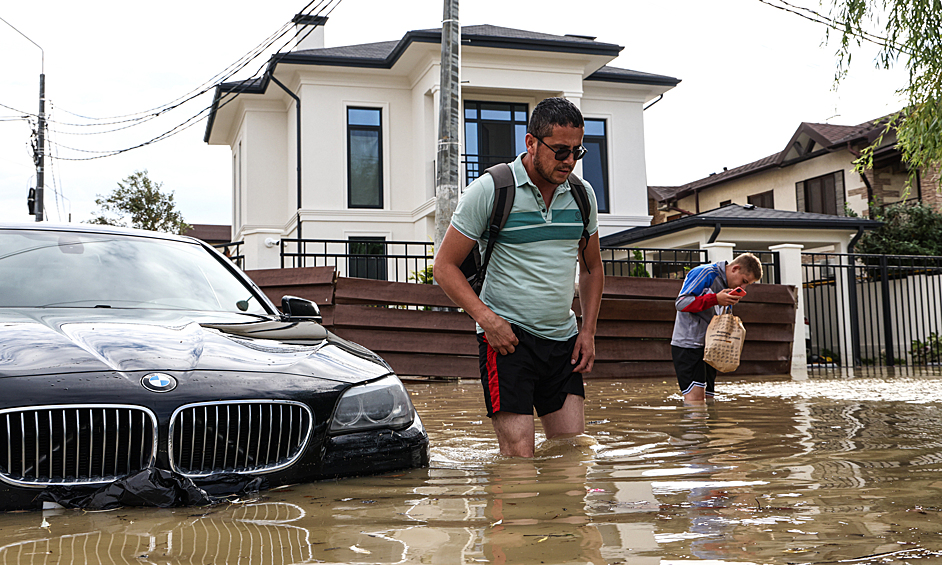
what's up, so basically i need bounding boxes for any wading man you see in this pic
[434,97,604,457]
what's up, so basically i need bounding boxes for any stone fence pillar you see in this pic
[770,244,807,379]
[703,242,735,264]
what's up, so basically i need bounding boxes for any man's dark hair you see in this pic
[527,97,584,139]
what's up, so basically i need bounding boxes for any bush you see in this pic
[854,201,942,256]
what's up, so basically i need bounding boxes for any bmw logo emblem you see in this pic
[142,373,177,393]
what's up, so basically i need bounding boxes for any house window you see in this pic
[347,107,383,208]
[748,190,774,209]
[720,200,732,207]
[464,101,528,184]
[348,237,386,280]
[797,171,844,215]
[582,119,609,213]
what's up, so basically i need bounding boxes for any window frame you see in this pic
[797,170,845,216]
[582,118,610,214]
[462,100,529,185]
[747,190,775,209]
[346,107,384,209]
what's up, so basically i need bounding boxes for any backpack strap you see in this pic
[476,163,515,284]
[567,173,593,274]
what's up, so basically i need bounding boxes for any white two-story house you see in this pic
[205,18,679,270]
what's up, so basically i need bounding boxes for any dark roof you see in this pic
[184,224,232,244]
[206,24,678,141]
[653,116,894,202]
[654,153,781,202]
[600,204,882,247]
[278,25,623,66]
[648,186,679,201]
[585,65,679,87]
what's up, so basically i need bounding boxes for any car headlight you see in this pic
[329,375,415,434]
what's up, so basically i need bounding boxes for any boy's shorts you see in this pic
[477,324,585,418]
[672,345,717,397]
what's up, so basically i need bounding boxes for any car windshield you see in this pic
[0,229,270,315]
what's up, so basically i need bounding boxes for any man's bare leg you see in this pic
[492,412,535,457]
[540,394,585,439]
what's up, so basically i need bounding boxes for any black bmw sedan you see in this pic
[0,223,429,511]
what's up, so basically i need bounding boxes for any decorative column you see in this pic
[702,242,735,264]
[770,244,808,380]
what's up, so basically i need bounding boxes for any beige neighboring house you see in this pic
[204,17,680,270]
[648,115,942,228]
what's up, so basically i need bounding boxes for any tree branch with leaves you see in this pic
[88,170,190,234]
[827,0,942,186]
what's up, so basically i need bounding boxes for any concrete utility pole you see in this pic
[34,72,45,221]
[433,0,460,250]
[0,16,45,220]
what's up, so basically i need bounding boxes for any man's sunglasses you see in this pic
[535,136,588,161]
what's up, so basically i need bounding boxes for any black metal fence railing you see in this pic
[213,241,244,270]
[741,250,781,284]
[802,252,942,375]
[275,240,783,285]
[280,239,435,283]
[600,247,708,279]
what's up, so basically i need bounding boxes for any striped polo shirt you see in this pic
[450,153,599,340]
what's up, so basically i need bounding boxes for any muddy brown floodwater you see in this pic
[2,373,942,565]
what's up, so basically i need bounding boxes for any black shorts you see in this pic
[672,345,717,397]
[477,325,585,418]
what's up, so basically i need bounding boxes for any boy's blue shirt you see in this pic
[671,261,728,348]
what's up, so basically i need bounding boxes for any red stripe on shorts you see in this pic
[484,335,500,413]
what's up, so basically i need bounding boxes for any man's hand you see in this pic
[716,288,743,307]
[480,313,518,355]
[434,226,519,355]
[571,331,596,373]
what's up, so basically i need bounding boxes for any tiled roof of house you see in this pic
[274,24,624,67]
[293,40,401,60]
[209,24,678,141]
[184,224,232,244]
[587,65,680,86]
[648,186,680,201]
[650,116,892,203]
[600,204,881,247]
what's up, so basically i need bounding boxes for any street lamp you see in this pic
[0,15,45,221]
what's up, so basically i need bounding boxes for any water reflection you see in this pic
[2,375,942,564]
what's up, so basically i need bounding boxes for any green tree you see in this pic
[826,0,942,186]
[88,170,190,234]
[853,200,942,255]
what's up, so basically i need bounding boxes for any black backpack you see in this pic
[459,163,592,295]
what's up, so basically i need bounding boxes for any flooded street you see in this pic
[2,373,942,564]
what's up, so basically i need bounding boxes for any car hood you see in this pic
[0,308,391,383]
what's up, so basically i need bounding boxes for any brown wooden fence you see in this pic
[246,267,798,379]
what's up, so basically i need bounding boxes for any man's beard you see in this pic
[533,152,570,186]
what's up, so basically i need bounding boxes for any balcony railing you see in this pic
[280,239,434,283]
[276,239,725,283]
[213,241,244,270]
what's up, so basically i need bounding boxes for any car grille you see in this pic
[0,405,158,487]
[169,401,313,477]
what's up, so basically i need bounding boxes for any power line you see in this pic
[39,0,337,143]
[45,0,344,161]
[49,0,335,127]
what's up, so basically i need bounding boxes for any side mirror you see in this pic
[281,295,322,323]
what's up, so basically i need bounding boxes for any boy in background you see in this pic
[671,253,763,403]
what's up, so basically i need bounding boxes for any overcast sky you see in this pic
[0,0,906,226]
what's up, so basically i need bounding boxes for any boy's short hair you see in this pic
[528,97,584,139]
[731,252,763,281]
